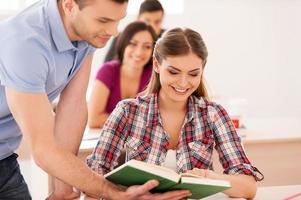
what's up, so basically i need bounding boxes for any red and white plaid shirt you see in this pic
[86,93,263,181]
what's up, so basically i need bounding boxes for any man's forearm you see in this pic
[54,98,87,153]
[35,141,120,199]
[54,54,93,154]
[40,98,119,197]
[52,97,88,196]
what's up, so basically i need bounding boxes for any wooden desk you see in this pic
[79,117,301,187]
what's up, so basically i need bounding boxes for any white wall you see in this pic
[1,0,300,119]
[91,0,301,119]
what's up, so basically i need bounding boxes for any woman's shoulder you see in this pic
[117,94,153,110]
[191,96,231,125]
[100,60,121,70]
[96,60,120,79]
[191,95,226,112]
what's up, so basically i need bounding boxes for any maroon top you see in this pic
[95,60,152,113]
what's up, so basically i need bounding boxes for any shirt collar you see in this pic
[145,93,207,127]
[186,96,195,122]
[146,93,160,127]
[46,0,88,52]
[189,95,208,122]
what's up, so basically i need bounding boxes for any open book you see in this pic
[104,160,231,199]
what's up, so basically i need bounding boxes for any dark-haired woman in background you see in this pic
[88,22,157,128]
[104,0,165,62]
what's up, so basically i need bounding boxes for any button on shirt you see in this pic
[0,0,95,160]
[87,93,264,181]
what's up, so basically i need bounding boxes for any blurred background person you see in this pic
[88,21,157,128]
[104,0,165,62]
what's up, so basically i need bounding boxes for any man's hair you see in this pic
[139,0,164,15]
[73,0,128,10]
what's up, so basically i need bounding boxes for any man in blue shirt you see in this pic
[0,0,191,199]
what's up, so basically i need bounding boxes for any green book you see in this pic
[104,160,231,199]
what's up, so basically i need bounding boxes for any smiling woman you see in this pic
[88,21,157,128]
[86,27,264,199]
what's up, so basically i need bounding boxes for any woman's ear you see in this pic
[153,57,160,73]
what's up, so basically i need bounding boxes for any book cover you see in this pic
[104,160,231,199]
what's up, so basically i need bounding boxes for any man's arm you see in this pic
[88,80,111,128]
[51,55,92,198]
[4,55,112,197]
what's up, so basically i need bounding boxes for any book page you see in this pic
[133,160,179,177]
[180,172,205,179]
[180,176,231,187]
[149,163,178,174]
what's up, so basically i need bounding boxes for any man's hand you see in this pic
[46,183,80,200]
[121,180,192,200]
[46,192,80,200]
[46,191,80,200]
[84,180,191,200]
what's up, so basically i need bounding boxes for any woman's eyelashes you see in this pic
[168,70,200,77]
[143,44,152,50]
[189,72,200,77]
[97,18,109,24]
[128,41,137,47]
[128,42,152,50]
[168,70,178,75]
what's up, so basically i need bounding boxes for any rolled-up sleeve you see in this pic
[208,103,264,181]
[86,101,129,175]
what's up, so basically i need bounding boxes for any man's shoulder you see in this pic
[0,33,50,61]
[0,3,50,52]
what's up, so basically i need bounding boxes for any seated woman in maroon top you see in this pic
[88,21,157,128]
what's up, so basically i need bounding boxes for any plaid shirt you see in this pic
[87,93,263,181]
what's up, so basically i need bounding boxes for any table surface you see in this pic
[79,185,301,200]
[201,185,301,200]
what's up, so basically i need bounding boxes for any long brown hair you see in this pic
[144,28,209,99]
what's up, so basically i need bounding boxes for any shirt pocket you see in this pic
[126,137,151,161]
[188,140,213,168]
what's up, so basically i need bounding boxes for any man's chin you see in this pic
[87,38,110,48]
[88,42,106,48]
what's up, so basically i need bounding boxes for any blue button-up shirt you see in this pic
[0,0,95,160]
